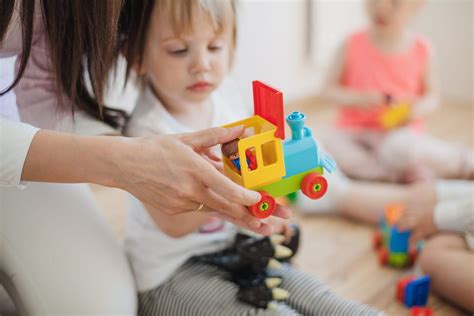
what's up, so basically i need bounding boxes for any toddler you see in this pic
[121,0,380,315]
[318,0,474,183]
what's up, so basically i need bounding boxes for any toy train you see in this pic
[373,203,419,267]
[221,81,336,218]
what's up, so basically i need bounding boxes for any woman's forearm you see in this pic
[21,129,124,187]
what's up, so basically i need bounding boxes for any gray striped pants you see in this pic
[138,260,380,315]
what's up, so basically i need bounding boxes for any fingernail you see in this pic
[249,191,261,204]
[249,220,261,229]
[227,125,245,133]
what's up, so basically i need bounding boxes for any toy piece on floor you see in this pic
[373,203,419,268]
[397,275,431,308]
[221,81,336,219]
[410,306,433,316]
[195,231,293,309]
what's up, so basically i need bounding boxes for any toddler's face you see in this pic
[140,8,232,110]
[366,0,422,32]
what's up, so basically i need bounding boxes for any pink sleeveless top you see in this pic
[337,30,430,131]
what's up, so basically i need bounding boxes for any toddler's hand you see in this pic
[358,91,386,107]
[265,205,293,243]
[397,204,438,246]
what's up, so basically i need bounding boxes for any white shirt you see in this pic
[124,79,251,292]
[0,0,121,187]
[434,180,474,248]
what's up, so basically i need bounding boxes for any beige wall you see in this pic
[231,0,319,104]
[415,0,473,105]
[232,0,473,105]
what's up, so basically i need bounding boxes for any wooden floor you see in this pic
[1,100,471,315]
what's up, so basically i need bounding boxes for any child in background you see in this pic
[120,0,380,315]
[318,0,474,183]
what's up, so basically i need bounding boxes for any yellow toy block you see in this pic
[223,115,286,189]
[380,103,411,130]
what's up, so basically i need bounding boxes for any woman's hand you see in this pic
[264,205,293,242]
[114,126,290,234]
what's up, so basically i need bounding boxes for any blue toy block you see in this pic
[389,226,411,253]
[320,152,337,173]
[405,276,431,307]
[283,112,319,178]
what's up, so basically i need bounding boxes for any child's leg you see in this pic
[298,172,436,225]
[322,129,395,181]
[138,261,299,316]
[418,233,474,313]
[338,181,432,224]
[379,129,474,180]
[270,265,380,315]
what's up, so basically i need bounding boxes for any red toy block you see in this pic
[253,81,285,139]
[378,248,389,265]
[373,231,382,249]
[411,307,433,316]
[397,275,416,302]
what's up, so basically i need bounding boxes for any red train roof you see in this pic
[252,80,285,139]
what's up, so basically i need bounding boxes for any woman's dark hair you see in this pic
[118,0,155,81]
[0,0,128,129]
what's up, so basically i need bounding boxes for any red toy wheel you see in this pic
[373,231,383,250]
[248,192,276,219]
[378,248,389,265]
[301,173,328,199]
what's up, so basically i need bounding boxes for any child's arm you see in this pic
[144,203,212,238]
[411,51,440,117]
[318,43,385,107]
[397,181,474,244]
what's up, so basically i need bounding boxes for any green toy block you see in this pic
[389,253,409,267]
[254,167,323,198]
[286,192,298,204]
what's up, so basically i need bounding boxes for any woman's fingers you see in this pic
[178,126,245,152]
[273,205,292,219]
[198,161,261,206]
[195,187,263,229]
[212,212,274,236]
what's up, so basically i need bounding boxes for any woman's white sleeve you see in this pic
[0,117,39,187]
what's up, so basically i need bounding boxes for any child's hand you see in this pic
[357,91,386,107]
[397,204,438,246]
[265,205,293,242]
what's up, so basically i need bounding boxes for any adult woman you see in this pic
[0,1,285,313]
